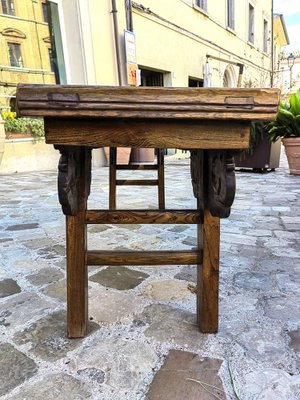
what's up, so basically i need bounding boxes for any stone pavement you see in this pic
[0,149,300,399]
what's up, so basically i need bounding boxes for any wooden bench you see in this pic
[16,85,279,338]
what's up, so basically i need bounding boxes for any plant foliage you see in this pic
[1,112,45,139]
[267,89,300,142]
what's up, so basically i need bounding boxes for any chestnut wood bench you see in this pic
[16,85,279,338]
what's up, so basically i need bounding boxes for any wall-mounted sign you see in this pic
[124,30,136,64]
[124,30,138,86]
[127,63,137,86]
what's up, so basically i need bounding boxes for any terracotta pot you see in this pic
[130,148,155,163]
[282,138,300,175]
[103,147,131,165]
[6,132,34,139]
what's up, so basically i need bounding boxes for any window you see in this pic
[48,48,55,72]
[140,69,163,86]
[263,19,268,52]
[248,4,254,43]
[1,0,15,15]
[227,0,234,30]
[195,0,207,11]
[189,78,204,87]
[42,2,48,23]
[8,43,23,68]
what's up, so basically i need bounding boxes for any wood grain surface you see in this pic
[44,118,250,149]
[85,209,202,224]
[17,85,280,121]
[87,250,202,266]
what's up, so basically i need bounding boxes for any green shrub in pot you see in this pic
[267,89,300,175]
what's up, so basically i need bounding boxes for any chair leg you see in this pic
[157,148,165,210]
[109,147,117,209]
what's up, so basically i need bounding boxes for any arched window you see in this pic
[223,65,236,87]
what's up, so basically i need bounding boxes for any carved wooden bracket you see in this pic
[55,146,91,216]
[191,149,236,218]
[207,151,236,218]
[190,149,203,201]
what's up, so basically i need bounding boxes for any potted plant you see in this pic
[267,89,300,175]
[1,112,44,140]
[0,114,5,167]
[235,121,281,172]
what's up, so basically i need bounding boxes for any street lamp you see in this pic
[287,53,296,89]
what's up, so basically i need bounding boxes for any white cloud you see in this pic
[286,25,300,46]
[273,0,300,16]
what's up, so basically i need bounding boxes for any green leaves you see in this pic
[290,91,300,115]
[267,89,300,142]
[3,117,44,139]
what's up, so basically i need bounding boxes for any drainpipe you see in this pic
[111,0,122,85]
[270,0,274,87]
[125,0,133,31]
[237,63,244,87]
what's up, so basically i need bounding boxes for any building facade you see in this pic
[48,0,286,90]
[0,0,55,111]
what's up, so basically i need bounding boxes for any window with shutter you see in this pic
[8,42,23,68]
[1,0,15,15]
[263,19,268,52]
[248,4,254,43]
[196,0,207,12]
[227,0,234,30]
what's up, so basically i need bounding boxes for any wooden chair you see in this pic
[109,147,165,210]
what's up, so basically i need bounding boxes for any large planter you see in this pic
[0,138,59,174]
[235,132,281,171]
[0,120,5,167]
[104,147,131,165]
[282,138,300,175]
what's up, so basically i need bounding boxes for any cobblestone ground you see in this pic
[0,149,300,399]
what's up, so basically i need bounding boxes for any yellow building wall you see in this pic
[57,0,274,89]
[131,0,273,88]
[0,0,55,110]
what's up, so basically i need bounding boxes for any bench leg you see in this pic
[66,213,88,338]
[64,147,91,338]
[197,207,220,333]
[191,149,220,333]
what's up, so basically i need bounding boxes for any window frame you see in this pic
[195,0,207,12]
[1,0,15,16]
[42,1,48,23]
[263,18,268,53]
[248,3,255,44]
[48,47,55,72]
[7,42,24,68]
[227,0,235,30]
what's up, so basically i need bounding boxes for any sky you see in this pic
[273,0,300,49]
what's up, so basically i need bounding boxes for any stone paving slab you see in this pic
[146,350,225,399]
[0,150,300,399]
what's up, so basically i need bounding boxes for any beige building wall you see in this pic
[0,0,55,110]
[132,0,273,87]
[52,0,285,90]
[54,0,121,85]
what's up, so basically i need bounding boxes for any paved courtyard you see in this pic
[0,149,300,399]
